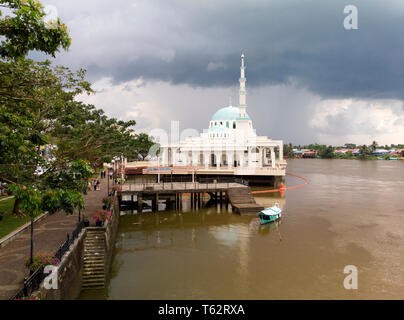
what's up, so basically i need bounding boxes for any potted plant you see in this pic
[83,218,90,227]
[93,210,112,227]
[102,197,114,210]
[24,252,59,274]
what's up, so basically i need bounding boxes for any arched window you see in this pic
[226,121,229,128]
[233,122,236,129]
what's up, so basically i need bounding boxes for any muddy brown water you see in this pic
[79,159,404,299]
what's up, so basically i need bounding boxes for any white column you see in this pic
[172,147,178,166]
[279,143,283,161]
[192,151,199,167]
[258,147,263,168]
[216,152,221,169]
[227,151,234,169]
[239,151,244,168]
[247,147,251,167]
[271,147,276,168]
[162,147,168,166]
[204,151,209,168]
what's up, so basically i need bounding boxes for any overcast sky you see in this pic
[39,0,404,146]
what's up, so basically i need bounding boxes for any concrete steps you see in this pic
[82,228,106,289]
[228,187,264,215]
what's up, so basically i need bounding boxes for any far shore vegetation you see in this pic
[283,142,404,160]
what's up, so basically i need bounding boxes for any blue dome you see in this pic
[211,106,249,121]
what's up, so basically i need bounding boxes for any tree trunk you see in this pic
[12,198,22,215]
[30,218,34,274]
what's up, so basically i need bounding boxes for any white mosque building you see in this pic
[157,54,287,183]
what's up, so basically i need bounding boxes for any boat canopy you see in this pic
[260,205,282,216]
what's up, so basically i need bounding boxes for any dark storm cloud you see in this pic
[44,0,404,100]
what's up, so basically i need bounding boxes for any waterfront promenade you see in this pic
[0,177,108,300]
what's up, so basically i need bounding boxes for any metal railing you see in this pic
[122,177,249,192]
[9,218,85,300]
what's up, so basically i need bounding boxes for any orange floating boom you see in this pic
[251,173,309,194]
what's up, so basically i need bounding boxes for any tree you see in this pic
[133,133,157,161]
[370,141,378,153]
[0,0,71,59]
[318,145,335,159]
[359,145,369,159]
[283,143,294,158]
[50,100,139,169]
[0,0,89,264]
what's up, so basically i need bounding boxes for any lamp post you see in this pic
[121,153,124,182]
[107,166,110,196]
[111,160,115,187]
[157,152,160,184]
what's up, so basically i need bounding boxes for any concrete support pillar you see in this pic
[279,144,283,162]
[172,147,178,166]
[162,147,168,166]
[216,152,222,169]
[240,151,245,168]
[138,194,143,213]
[152,193,159,211]
[227,152,233,169]
[204,151,209,168]
[271,147,276,168]
[192,151,199,167]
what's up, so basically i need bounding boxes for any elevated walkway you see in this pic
[227,188,264,215]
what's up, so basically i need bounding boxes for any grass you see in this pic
[0,198,31,239]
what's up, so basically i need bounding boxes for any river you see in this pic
[79,159,404,299]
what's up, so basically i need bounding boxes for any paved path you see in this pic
[0,196,13,202]
[0,177,108,300]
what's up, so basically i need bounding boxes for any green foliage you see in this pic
[0,197,31,238]
[24,252,59,272]
[0,0,71,59]
[317,145,335,159]
[51,101,139,168]
[341,151,353,159]
[132,133,157,161]
[102,196,114,206]
[7,184,41,218]
[283,143,294,158]
[359,145,370,159]
[370,141,378,153]
[93,210,111,222]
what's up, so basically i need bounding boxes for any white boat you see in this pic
[259,203,282,225]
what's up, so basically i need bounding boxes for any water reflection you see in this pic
[79,191,285,300]
[80,160,404,300]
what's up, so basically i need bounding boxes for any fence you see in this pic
[9,219,85,300]
[123,177,250,193]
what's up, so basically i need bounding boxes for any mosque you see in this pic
[127,54,286,186]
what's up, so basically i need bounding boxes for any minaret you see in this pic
[239,53,247,118]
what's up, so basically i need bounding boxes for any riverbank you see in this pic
[0,176,108,300]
